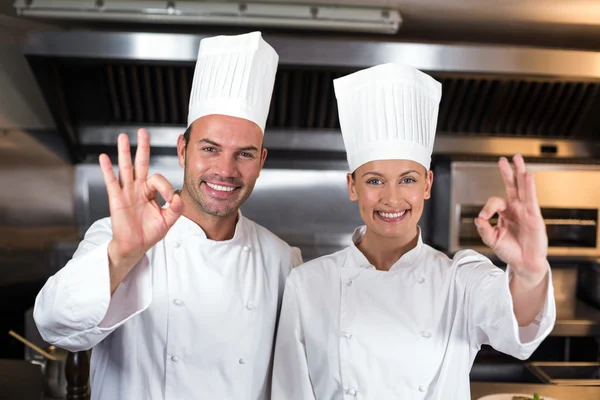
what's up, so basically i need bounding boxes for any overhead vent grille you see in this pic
[28,59,600,139]
[436,77,600,138]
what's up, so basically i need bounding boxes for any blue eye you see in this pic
[401,177,416,184]
[366,178,383,185]
[202,147,216,152]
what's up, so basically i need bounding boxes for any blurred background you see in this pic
[1,0,600,397]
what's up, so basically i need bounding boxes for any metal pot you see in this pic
[30,345,68,399]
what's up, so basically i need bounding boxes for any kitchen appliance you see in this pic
[431,159,600,259]
[19,30,600,166]
[15,29,600,260]
[431,157,600,346]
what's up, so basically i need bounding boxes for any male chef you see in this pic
[33,31,301,400]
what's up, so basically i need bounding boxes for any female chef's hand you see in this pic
[474,154,549,286]
[99,129,183,290]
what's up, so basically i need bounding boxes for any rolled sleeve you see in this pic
[98,253,152,329]
[506,264,556,350]
[459,251,556,360]
[33,218,153,351]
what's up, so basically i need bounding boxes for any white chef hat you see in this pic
[333,63,442,172]
[187,31,279,133]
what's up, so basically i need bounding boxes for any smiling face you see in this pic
[177,114,267,218]
[347,159,433,241]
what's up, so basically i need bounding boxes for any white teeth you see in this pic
[378,210,406,219]
[206,182,235,192]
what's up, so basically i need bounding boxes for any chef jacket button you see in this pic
[170,355,180,362]
[345,388,357,396]
[173,241,181,249]
[417,277,425,284]
[242,245,251,252]
[343,332,353,339]
[421,331,432,339]
[238,358,246,365]
[246,301,254,310]
[173,299,183,306]
[418,385,426,392]
[346,279,353,287]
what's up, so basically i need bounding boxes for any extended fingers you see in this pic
[134,129,150,181]
[99,154,121,199]
[513,154,528,203]
[498,157,518,202]
[118,133,134,186]
[525,170,541,213]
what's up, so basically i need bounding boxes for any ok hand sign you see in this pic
[99,129,183,292]
[475,154,549,284]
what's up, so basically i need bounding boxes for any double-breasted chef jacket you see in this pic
[34,212,302,400]
[272,225,555,400]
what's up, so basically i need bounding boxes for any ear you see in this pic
[259,148,268,170]
[347,173,358,202]
[177,134,186,168]
[424,170,434,200]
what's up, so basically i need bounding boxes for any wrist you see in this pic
[510,260,549,289]
[107,240,142,272]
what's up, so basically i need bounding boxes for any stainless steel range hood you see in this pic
[18,29,600,260]
[22,30,600,163]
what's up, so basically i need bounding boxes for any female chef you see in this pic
[271,63,556,399]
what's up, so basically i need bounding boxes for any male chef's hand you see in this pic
[99,129,183,293]
[474,154,549,287]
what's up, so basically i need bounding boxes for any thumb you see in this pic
[474,217,498,249]
[162,193,183,229]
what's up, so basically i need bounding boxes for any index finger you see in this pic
[479,196,508,220]
[134,128,150,181]
[99,154,122,199]
[498,157,518,201]
[117,133,134,186]
[525,171,542,214]
[513,153,528,203]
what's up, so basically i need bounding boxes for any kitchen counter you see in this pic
[471,382,600,399]
[0,359,44,400]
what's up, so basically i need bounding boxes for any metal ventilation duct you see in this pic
[22,31,600,162]
[39,62,600,137]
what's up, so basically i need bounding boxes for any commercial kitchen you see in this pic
[0,1,600,399]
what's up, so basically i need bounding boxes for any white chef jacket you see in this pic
[272,226,556,400]
[34,211,302,400]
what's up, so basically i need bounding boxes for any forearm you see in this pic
[509,261,549,326]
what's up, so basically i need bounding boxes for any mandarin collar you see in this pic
[347,225,424,271]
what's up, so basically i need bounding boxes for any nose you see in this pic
[213,154,238,179]
[383,184,402,207]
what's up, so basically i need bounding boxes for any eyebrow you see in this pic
[239,145,260,152]
[197,138,259,152]
[361,169,421,178]
[198,138,220,148]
